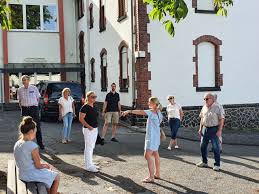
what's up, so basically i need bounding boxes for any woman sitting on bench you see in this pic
[14,116,60,194]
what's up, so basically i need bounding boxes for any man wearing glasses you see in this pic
[196,93,225,171]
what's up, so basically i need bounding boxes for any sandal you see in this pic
[154,175,161,179]
[142,177,154,183]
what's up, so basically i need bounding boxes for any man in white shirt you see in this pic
[17,75,45,149]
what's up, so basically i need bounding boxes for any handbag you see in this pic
[160,129,166,142]
[157,112,167,142]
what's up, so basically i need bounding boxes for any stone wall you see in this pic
[95,102,259,129]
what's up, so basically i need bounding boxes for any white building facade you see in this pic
[1,0,259,128]
[75,0,259,128]
[0,0,81,104]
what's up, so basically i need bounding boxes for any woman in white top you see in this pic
[166,95,184,150]
[58,88,76,144]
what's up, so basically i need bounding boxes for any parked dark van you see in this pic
[36,81,84,121]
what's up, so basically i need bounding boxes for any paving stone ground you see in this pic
[0,111,259,194]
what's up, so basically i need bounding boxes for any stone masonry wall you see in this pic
[95,102,259,129]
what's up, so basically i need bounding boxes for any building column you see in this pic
[58,0,66,81]
[2,29,9,103]
[134,0,151,109]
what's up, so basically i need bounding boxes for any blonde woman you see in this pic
[166,95,184,150]
[79,91,99,173]
[122,97,163,183]
[58,88,75,144]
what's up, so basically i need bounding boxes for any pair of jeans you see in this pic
[21,106,43,147]
[169,118,181,139]
[82,127,98,169]
[201,126,221,166]
[62,112,73,140]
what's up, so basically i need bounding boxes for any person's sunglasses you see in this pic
[91,96,97,99]
[168,97,174,100]
[204,98,210,101]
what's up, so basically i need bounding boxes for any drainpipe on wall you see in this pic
[130,0,136,125]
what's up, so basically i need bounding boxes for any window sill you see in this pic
[195,8,217,14]
[117,15,127,22]
[9,29,59,33]
[101,88,107,92]
[119,88,128,93]
[196,87,221,92]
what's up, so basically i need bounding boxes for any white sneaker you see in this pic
[174,145,179,149]
[196,161,208,168]
[167,147,172,150]
[86,166,99,173]
[213,166,220,171]
[94,165,100,169]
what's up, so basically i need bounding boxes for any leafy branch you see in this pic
[144,0,233,36]
[0,0,11,30]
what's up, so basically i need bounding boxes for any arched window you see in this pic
[100,49,108,91]
[193,35,223,91]
[78,0,84,19]
[99,0,106,32]
[118,0,127,21]
[89,3,94,29]
[119,41,129,92]
[90,58,95,82]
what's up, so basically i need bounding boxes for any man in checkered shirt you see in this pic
[17,75,45,149]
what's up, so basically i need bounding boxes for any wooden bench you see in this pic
[7,160,48,194]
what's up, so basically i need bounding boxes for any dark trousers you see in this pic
[21,106,43,147]
[169,118,181,139]
[201,126,220,166]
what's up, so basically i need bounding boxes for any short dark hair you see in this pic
[111,83,116,86]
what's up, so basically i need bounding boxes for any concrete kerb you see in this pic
[119,121,259,146]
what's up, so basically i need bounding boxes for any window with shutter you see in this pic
[100,49,108,91]
[99,0,106,32]
[89,3,94,29]
[118,0,127,22]
[118,41,129,92]
[193,35,223,92]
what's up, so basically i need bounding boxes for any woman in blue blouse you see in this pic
[122,97,163,183]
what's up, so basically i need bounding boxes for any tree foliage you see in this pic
[144,0,233,36]
[0,0,11,30]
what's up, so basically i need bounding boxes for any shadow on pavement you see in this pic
[0,170,7,192]
[234,156,259,164]
[154,178,208,194]
[221,157,259,171]
[40,152,154,193]
[94,172,154,194]
[220,169,259,184]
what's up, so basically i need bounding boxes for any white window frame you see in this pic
[8,3,59,32]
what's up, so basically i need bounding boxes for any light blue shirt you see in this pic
[144,110,163,151]
[14,140,58,188]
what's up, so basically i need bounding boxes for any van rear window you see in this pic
[47,83,82,99]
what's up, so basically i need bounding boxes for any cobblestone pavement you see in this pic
[0,111,259,194]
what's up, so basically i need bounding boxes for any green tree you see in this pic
[144,0,233,36]
[0,2,54,30]
[0,0,11,30]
